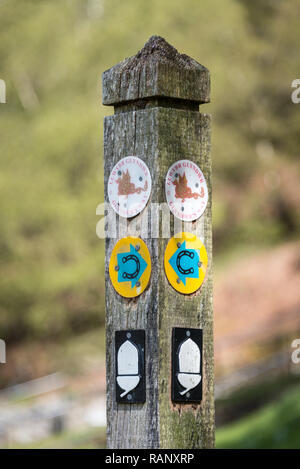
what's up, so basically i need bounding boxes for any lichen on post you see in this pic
[102,35,214,449]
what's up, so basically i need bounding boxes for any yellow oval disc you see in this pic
[164,232,208,295]
[109,237,151,298]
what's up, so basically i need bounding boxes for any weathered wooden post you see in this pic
[102,36,214,449]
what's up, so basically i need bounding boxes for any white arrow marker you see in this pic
[117,340,140,398]
[177,338,201,395]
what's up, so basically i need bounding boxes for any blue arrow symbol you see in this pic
[169,241,200,285]
[117,244,147,288]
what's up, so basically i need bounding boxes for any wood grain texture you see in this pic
[104,110,160,449]
[104,108,214,448]
[102,36,209,106]
[156,109,214,449]
[103,36,214,449]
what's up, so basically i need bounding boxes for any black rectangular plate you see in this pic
[115,329,145,404]
[172,327,202,403]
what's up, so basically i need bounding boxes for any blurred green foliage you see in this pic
[0,0,299,342]
[217,383,300,449]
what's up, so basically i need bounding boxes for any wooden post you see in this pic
[102,36,214,449]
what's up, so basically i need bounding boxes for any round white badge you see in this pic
[108,156,152,218]
[165,160,208,221]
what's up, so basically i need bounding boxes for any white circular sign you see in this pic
[165,160,208,221]
[108,156,152,218]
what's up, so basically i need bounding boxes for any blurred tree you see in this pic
[0,0,299,343]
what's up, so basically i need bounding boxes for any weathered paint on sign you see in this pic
[164,232,207,295]
[165,159,208,221]
[109,236,151,298]
[115,330,145,403]
[108,156,151,218]
[172,328,202,403]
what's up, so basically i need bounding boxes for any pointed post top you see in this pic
[102,36,210,107]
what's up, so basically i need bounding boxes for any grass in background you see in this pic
[216,384,300,449]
